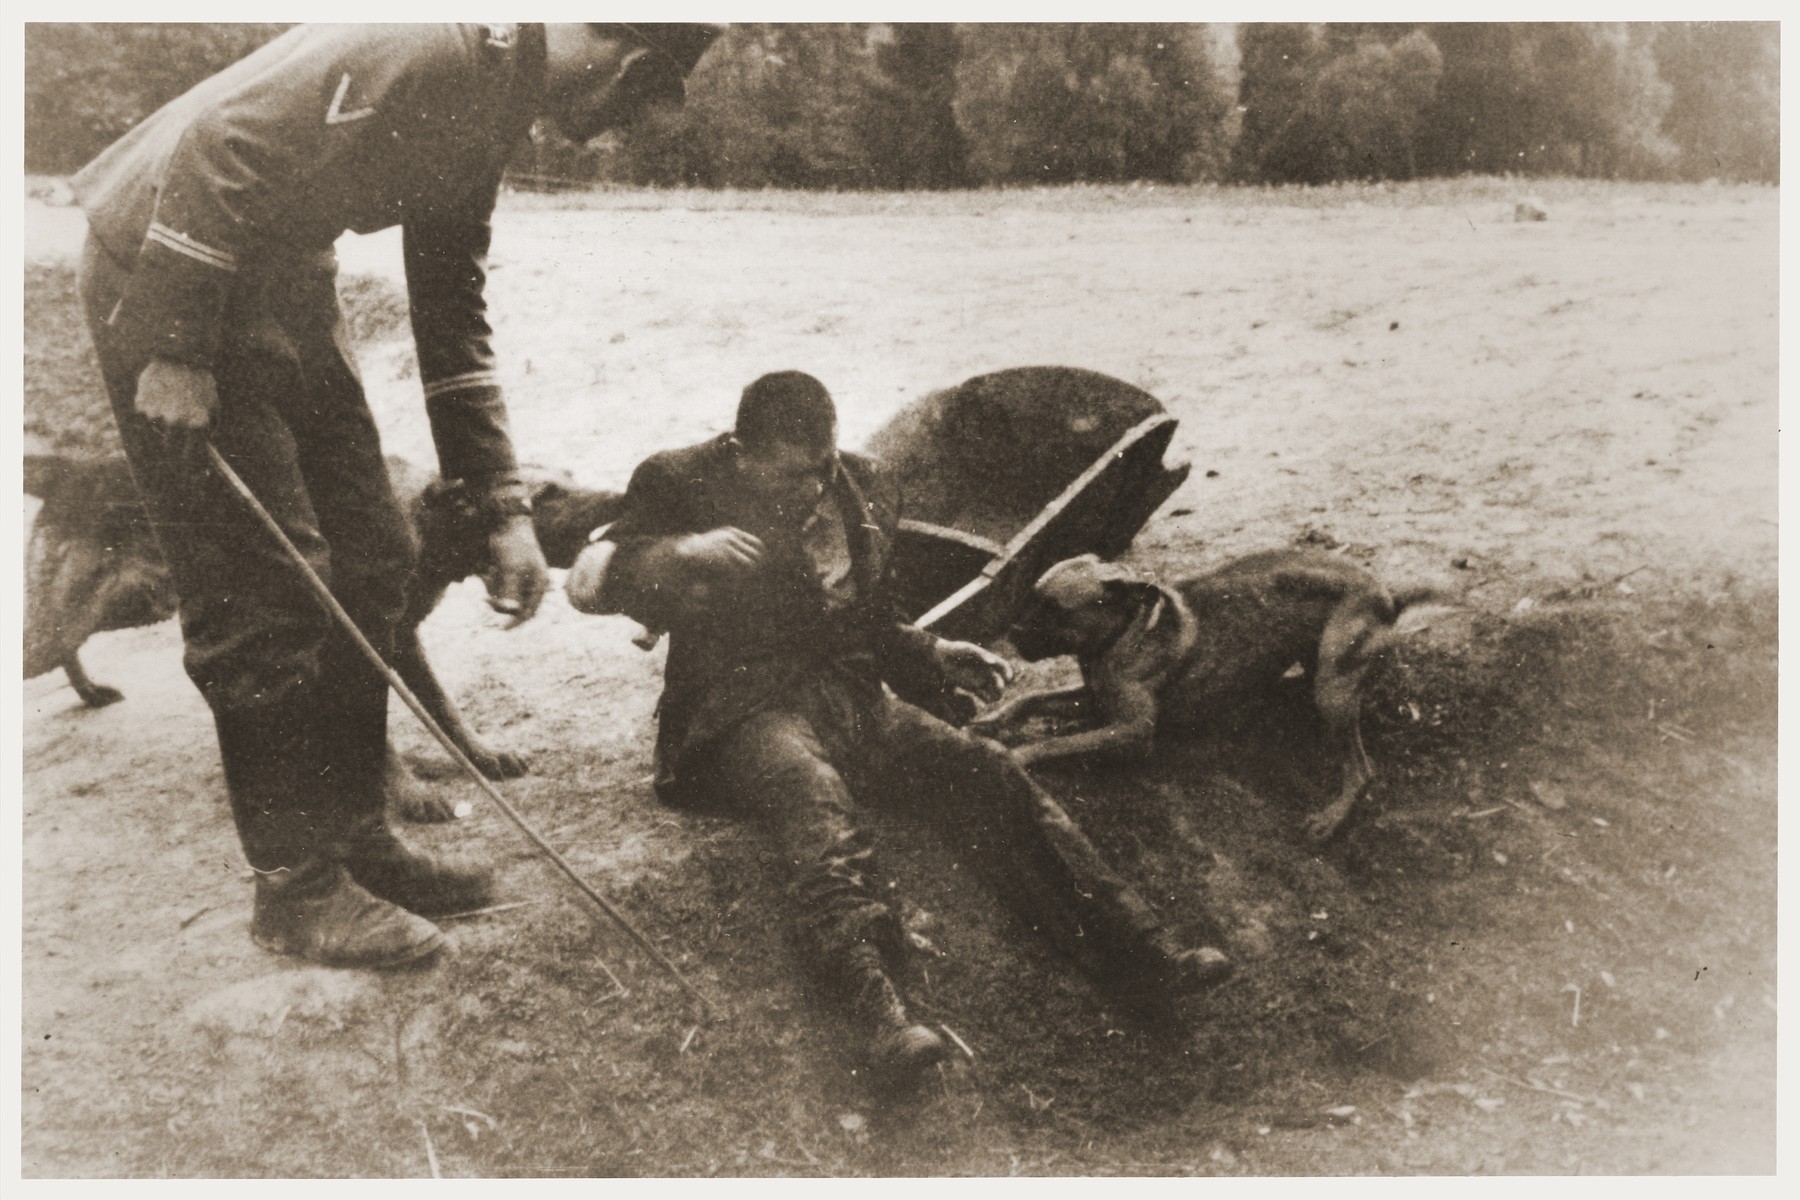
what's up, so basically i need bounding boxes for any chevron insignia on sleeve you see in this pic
[325,73,377,125]
[423,370,501,400]
[145,223,238,271]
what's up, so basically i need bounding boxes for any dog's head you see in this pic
[523,470,625,569]
[1007,554,1160,662]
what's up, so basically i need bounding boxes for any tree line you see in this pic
[24,22,1778,187]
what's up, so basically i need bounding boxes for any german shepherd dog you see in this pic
[975,551,1443,842]
[23,453,621,820]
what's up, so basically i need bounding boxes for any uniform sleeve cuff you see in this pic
[425,381,518,483]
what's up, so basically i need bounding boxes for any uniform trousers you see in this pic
[703,664,1166,986]
[78,232,416,871]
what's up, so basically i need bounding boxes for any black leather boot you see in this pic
[841,944,954,1095]
[1130,928,1236,997]
[338,815,494,917]
[251,858,447,968]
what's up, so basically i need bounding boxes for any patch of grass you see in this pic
[23,259,114,455]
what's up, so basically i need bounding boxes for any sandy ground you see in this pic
[17,179,1780,1177]
[28,181,1773,586]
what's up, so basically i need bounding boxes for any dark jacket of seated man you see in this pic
[572,429,951,801]
[566,372,1230,1092]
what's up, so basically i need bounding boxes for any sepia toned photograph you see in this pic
[15,15,1780,1178]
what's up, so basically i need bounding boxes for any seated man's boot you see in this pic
[843,944,954,1095]
[1161,945,1236,994]
[1130,928,1236,998]
[338,815,494,917]
[251,859,447,968]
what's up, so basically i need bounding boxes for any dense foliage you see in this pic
[24,23,290,174]
[24,21,1778,186]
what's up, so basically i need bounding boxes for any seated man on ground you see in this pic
[566,371,1231,1094]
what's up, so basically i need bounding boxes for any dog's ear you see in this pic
[1086,559,1142,586]
[532,479,570,506]
[1035,554,1107,607]
[1058,557,1148,604]
[1035,553,1105,588]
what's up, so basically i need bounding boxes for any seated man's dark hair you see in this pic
[735,371,837,451]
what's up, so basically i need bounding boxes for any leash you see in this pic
[204,442,721,1020]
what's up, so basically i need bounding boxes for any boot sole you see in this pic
[345,865,495,918]
[251,926,450,970]
[356,887,495,919]
[867,1028,957,1095]
[1166,950,1236,996]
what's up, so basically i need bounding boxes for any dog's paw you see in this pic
[469,746,530,780]
[385,760,467,824]
[77,685,125,708]
[390,789,466,824]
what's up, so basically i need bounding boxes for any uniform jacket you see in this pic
[72,23,545,483]
[593,436,949,798]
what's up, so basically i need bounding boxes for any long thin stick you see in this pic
[418,1121,440,1179]
[205,443,718,1019]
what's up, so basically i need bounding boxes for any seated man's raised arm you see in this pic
[566,455,765,627]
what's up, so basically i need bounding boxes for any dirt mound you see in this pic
[839,582,1776,1154]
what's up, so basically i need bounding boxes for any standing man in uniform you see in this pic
[567,371,1234,1094]
[73,23,722,969]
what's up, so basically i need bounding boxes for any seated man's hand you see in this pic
[485,516,550,626]
[675,526,766,580]
[565,539,615,614]
[934,640,1013,706]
